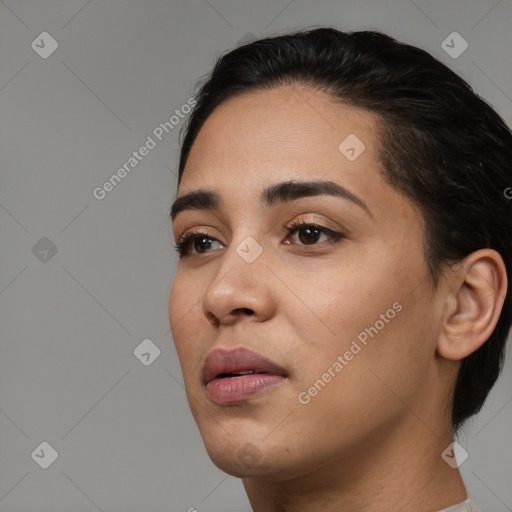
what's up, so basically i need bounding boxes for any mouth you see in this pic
[202,347,288,405]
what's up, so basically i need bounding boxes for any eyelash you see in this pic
[173,217,345,259]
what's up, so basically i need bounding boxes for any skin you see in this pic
[168,85,507,512]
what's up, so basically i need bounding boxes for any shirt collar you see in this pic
[437,499,482,512]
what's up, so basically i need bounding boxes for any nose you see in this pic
[201,242,277,327]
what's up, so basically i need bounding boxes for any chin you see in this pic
[207,446,297,480]
[208,449,267,478]
[200,427,311,482]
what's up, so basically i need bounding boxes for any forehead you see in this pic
[174,85,426,260]
[181,85,382,191]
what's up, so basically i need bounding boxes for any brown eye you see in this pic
[286,222,343,246]
[192,237,215,253]
[296,225,322,244]
[175,232,223,258]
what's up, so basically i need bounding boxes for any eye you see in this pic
[174,231,224,258]
[174,217,345,259]
[284,217,345,247]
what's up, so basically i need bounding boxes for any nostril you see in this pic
[205,312,220,326]
[205,308,254,325]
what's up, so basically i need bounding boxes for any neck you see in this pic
[242,418,467,512]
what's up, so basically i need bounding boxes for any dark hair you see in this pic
[177,27,512,435]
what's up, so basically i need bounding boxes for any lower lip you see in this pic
[206,374,286,404]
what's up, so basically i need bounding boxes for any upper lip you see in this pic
[202,347,288,384]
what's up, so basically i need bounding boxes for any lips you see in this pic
[202,347,288,404]
[202,347,287,384]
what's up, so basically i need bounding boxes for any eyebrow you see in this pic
[170,180,372,221]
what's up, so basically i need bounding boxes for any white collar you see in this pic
[438,499,482,512]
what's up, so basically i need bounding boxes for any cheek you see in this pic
[278,259,393,344]
[289,248,435,384]
[168,275,184,330]
[168,268,205,329]
[168,273,205,373]
[290,291,435,441]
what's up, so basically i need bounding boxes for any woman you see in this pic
[168,27,511,511]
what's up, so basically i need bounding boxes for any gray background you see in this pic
[0,0,511,510]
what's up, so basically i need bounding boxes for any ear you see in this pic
[437,249,508,360]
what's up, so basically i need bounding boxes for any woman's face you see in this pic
[169,85,447,480]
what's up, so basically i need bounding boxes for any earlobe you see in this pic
[436,249,508,361]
